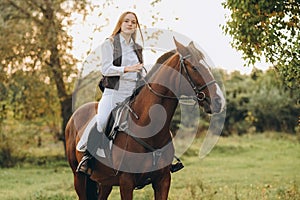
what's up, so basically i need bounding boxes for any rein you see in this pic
[119,53,216,170]
[141,53,216,102]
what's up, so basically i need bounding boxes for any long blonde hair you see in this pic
[111,11,144,44]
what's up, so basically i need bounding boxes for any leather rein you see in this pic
[142,53,216,102]
[121,53,216,169]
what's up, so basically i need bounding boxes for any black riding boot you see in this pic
[76,151,93,176]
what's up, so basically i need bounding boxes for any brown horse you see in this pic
[65,38,225,200]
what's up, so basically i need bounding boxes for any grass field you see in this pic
[0,132,299,200]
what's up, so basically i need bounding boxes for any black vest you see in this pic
[99,34,143,91]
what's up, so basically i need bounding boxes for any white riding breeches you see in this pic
[96,79,137,132]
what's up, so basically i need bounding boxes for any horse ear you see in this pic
[173,37,188,56]
[188,40,205,60]
[188,41,196,49]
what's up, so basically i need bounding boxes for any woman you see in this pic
[76,11,144,175]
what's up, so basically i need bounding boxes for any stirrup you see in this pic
[135,178,152,190]
[76,153,92,176]
[170,162,184,173]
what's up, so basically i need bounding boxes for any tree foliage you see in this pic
[0,0,168,147]
[222,0,300,88]
[222,68,299,135]
[0,0,92,141]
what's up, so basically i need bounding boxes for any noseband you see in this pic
[143,53,216,102]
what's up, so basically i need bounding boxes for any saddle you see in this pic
[104,99,131,140]
[89,85,184,176]
[104,84,144,140]
[85,100,131,166]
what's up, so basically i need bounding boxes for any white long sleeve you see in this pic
[100,35,140,80]
[100,39,125,76]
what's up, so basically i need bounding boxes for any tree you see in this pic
[222,0,300,88]
[222,71,253,135]
[0,0,167,152]
[247,69,299,133]
[221,68,299,135]
[0,0,92,148]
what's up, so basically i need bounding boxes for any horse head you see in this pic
[173,38,225,114]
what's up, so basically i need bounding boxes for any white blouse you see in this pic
[100,34,140,81]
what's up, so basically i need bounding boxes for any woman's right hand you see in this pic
[124,63,143,73]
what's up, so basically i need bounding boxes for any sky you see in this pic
[69,0,270,74]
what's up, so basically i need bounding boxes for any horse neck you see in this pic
[130,89,178,147]
[129,56,180,147]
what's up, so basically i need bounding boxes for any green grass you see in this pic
[0,132,299,200]
[0,166,76,200]
[171,134,300,200]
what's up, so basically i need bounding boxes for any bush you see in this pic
[0,133,24,168]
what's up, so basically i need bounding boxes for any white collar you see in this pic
[120,34,133,45]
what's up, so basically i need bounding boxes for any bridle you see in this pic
[142,53,216,102]
[179,54,216,102]
[123,53,217,168]
[123,53,217,170]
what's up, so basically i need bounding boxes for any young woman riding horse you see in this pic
[76,11,144,175]
[65,33,225,199]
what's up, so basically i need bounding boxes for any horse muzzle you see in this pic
[202,96,224,114]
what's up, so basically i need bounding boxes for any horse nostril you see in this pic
[212,97,222,112]
[214,97,221,105]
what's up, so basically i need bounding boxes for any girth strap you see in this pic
[119,122,163,166]
[113,103,183,168]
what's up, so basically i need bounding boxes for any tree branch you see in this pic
[6,0,44,26]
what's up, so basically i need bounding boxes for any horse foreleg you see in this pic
[74,173,98,200]
[74,173,88,200]
[152,172,171,200]
[119,173,135,200]
[98,185,113,200]
[86,176,99,200]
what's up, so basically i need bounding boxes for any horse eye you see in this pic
[191,66,197,71]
